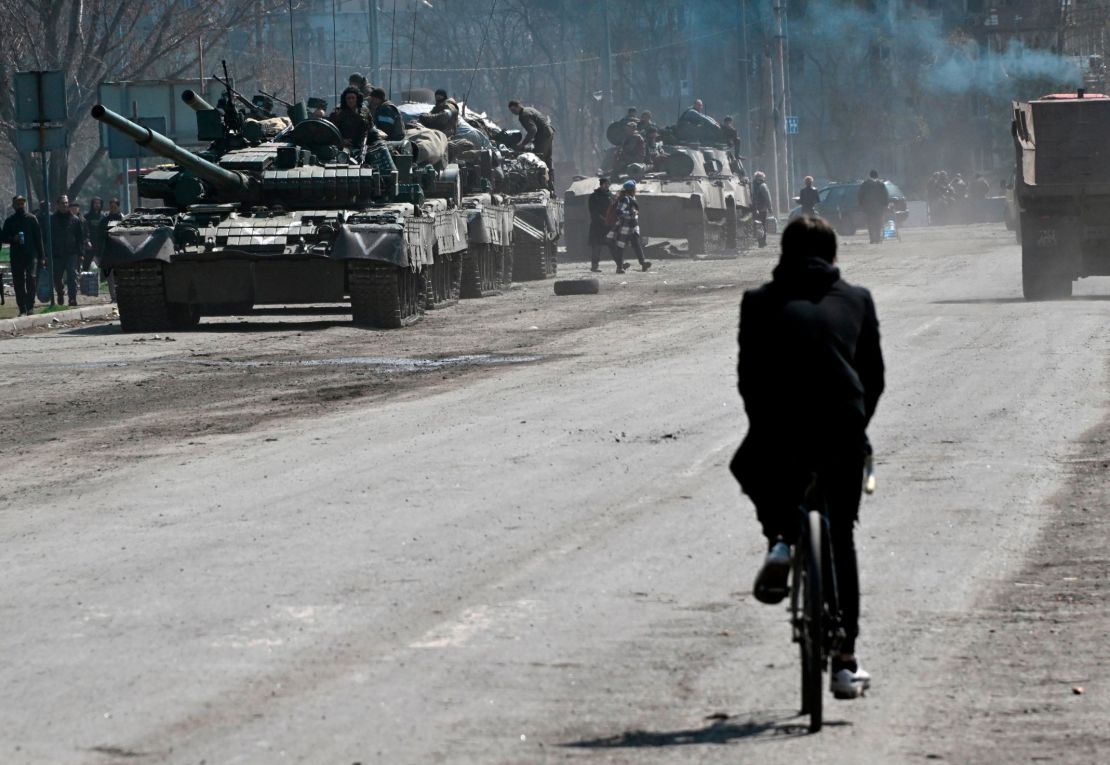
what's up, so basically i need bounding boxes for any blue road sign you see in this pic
[785,115,799,135]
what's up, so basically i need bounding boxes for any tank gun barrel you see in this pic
[90,104,249,192]
[181,89,214,112]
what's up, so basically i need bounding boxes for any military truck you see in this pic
[562,132,752,261]
[93,92,467,331]
[1012,91,1110,298]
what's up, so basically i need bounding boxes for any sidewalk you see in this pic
[0,303,117,336]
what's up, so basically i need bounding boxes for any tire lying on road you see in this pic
[553,278,600,296]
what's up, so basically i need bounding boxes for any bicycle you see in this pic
[790,456,874,733]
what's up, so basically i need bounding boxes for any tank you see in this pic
[562,122,753,260]
[92,99,470,332]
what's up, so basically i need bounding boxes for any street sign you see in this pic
[785,115,799,135]
[14,71,67,122]
[15,126,68,153]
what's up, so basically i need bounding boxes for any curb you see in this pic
[0,304,117,336]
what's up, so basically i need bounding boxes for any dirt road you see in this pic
[1,224,1107,764]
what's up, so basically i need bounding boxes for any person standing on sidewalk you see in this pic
[1,195,46,316]
[587,176,613,273]
[83,197,105,271]
[606,179,652,273]
[50,195,83,306]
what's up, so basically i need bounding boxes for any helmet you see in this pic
[622,179,637,190]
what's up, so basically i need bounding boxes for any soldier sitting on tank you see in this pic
[368,87,405,142]
[348,73,372,107]
[644,126,668,167]
[328,87,371,160]
[615,120,646,175]
[721,115,741,154]
[637,110,656,135]
[418,88,459,137]
[508,100,555,189]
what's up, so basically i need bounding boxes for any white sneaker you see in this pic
[831,661,871,699]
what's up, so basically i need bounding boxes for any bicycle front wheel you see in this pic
[799,509,824,732]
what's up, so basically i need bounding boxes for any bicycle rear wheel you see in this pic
[799,509,824,732]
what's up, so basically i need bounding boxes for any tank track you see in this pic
[349,260,423,328]
[114,262,200,332]
[460,244,510,299]
[512,240,557,281]
[424,251,461,310]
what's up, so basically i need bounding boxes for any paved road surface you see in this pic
[1,224,1106,763]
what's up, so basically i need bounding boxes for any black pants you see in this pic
[744,451,864,654]
[866,212,884,244]
[52,255,78,304]
[10,256,38,314]
[609,233,646,269]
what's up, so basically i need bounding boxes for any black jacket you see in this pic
[733,256,884,484]
[858,178,889,213]
[1,209,45,262]
[587,187,613,245]
[799,185,820,212]
[50,211,84,261]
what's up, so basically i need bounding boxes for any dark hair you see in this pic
[780,215,837,264]
[109,197,120,206]
[508,99,521,108]
[869,169,879,178]
[369,87,386,100]
[435,88,448,99]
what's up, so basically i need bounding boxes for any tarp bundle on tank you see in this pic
[402,124,449,167]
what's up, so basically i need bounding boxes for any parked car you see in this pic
[788,180,909,236]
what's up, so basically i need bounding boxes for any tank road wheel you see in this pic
[114,262,171,333]
[546,240,558,276]
[349,260,423,328]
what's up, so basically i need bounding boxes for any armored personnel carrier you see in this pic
[94,91,468,332]
[563,120,752,260]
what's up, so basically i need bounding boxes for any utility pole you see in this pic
[367,0,380,85]
[601,0,613,122]
[772,0,791,214]
[764,44,780,218]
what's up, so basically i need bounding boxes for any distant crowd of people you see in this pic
[1,194,122,316]
[609,100,743,176]
[926,170,992,225]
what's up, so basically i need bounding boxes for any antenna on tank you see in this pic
[408,0,420,97]
[288,0,298,103]
[462,0,499,111]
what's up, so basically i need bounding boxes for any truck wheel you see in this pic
[1021,244,1072,300]
[553,278,599,296]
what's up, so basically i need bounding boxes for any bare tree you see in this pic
[0,0,282,202]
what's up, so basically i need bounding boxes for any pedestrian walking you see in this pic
[857,170,890,245]
[606,179,652,273]
[49,195,84,306]
[1,195,46,316]
[587,176,613,272]
[752,171,773,247]
[83,197,104,271]
[799,176,820,216]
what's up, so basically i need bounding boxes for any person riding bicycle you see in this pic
[731,215,885,699]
